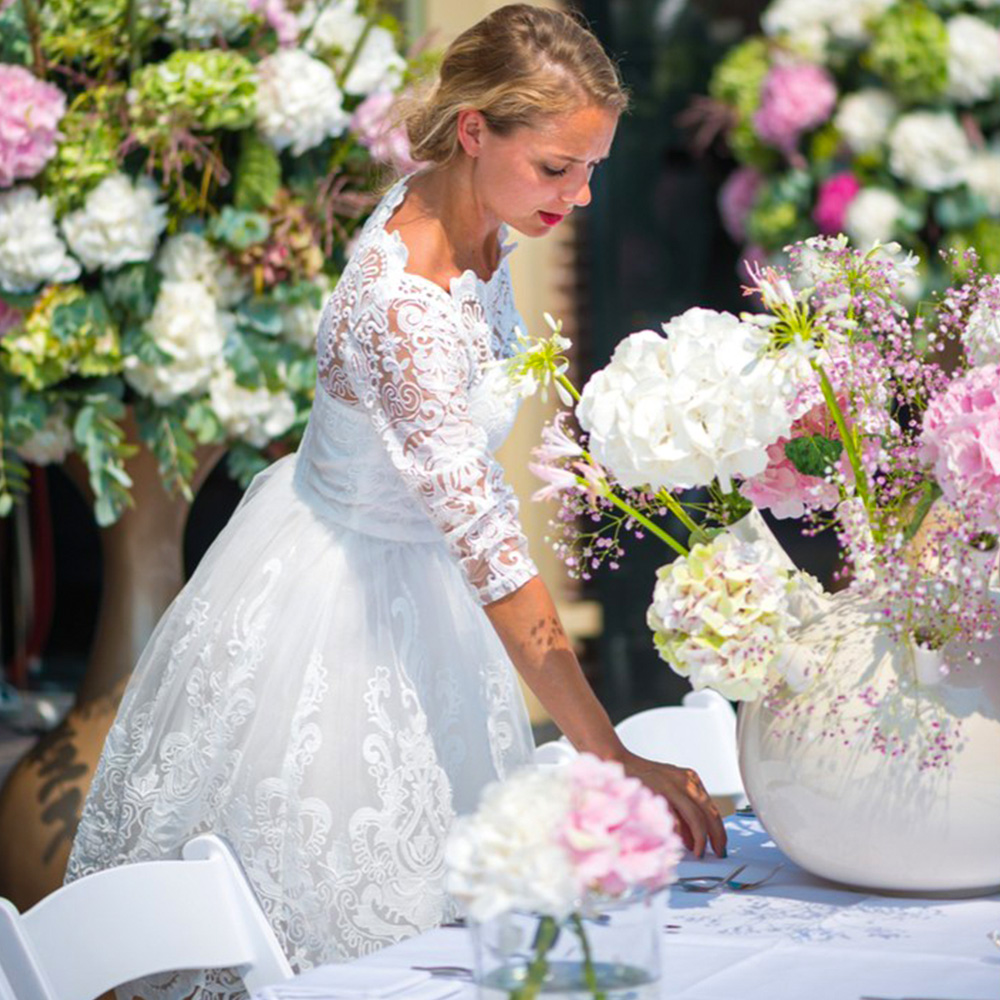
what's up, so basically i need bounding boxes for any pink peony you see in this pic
[0,65,66,188]
[920,364,1000,532]
[813,172,861,235]
[558,755,682,898]
[718,167,763,243]
[753,63,837,154]
[350,90,422,175]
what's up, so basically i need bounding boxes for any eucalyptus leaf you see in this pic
[234,131,282,212]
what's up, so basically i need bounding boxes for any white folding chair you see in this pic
[0,834,293,1000]
[614,690,747,805]
[532,738,577,767]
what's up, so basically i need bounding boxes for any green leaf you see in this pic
[234,131,282,212]
[784,435,844,478]
[102,262,159,320]
[227,441,269,489]
[135,400,196,501]
[72,391,135,526]
[223,330,263,387]
[236,299,284,337]
[184,399,225,445]
[209,206,270,251]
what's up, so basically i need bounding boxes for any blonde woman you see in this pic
[68,4,725,992]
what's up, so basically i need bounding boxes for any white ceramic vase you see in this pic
[732,512,1000,896]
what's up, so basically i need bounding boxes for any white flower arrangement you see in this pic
[0,187,80,293]
[208,366,296,447]
[844,188,905,250]
[963,294,1000,365]
[156,233,248,308]
[254,49,350,154]
[887,111,972,193]
[14,404,74,466]
[946,14,1000,104]
[963,151,1000,214]
[576,308,799,493]
[60,173,168,272]
[833,89,898,155]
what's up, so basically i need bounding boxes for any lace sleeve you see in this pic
[341,284,538,605]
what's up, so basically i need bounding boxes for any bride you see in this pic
[67,4,726,995]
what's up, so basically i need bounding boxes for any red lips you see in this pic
[539,211,565,226]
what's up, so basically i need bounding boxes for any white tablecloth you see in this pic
[265,815,1000,1000]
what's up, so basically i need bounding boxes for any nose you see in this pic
[563,175,592,208]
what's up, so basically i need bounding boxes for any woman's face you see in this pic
[460,103,619,238]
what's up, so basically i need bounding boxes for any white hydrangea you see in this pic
[279,282,329,350]
[157,233,248,308]
[946,15,1000,104]
[16,405,74,466]
[343,26,406,96]
[888,111,971,192]
[963,150,1000,213]
[208,365,296,447]
[647,532,824,701]
[834,88,897,154]
[255,50,350,154]
[0,187,80,293]
[124,280,230,404]
[576,309,799,493]
[844,187,904,251]
[445,767,578,922]
[762,0,893,55]
[302,0,404,95]
[61,173,168,272]
[963,295,1000,366]
[140,0,250,40]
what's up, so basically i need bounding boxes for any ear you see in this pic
[456,109,487,158]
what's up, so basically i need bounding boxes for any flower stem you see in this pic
[124,0,141,74]
[19,0,46,78]
[570,915,607,1000]
[655,488,709,545]
[815,362,877,536]
[603,487,689,557]
[336,5,378,90]
[510,915,559,1000]
[556,372,581,404]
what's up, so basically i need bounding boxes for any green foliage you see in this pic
[865,3,949,104]
[784,435,844,478]
[72,381,136,526]
[709,38,774,168]
[39,0,142,72]
[946,219,1000,273]
[746,172,814,246]
[234,131,282,212]
[135,398,197,501]
[184,399,225,445]
[0,1,31,65]
[210,207,271,250]
[227,440,269,488]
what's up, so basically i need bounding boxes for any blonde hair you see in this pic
[401,4,628,166]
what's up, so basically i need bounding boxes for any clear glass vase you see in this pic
[471,894,660,1000]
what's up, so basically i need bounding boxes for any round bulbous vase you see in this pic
[472,894,661,1000]
[732,513,1000,896]
[0,418,223,910]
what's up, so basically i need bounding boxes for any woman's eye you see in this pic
[542,165,569,177]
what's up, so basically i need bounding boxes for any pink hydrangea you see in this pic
[350,90,422,175]
[558,755,682,898]
[920,364,1000,531]
[248,0,298,45]
[718,167,762,243]
[753,63,837,154]
[813,172,861,235]
[0,65,66,188]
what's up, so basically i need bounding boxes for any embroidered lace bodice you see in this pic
[298,175,538,604]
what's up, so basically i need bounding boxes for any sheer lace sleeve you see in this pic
[339,281,538,605]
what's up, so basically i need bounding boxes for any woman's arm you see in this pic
[486,574,728,858]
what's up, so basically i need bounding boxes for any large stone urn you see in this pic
[0,418,223,909]
[734,514,1000,896]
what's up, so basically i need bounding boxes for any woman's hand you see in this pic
[618,750,728,858]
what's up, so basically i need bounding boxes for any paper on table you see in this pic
[251,965,464,1000]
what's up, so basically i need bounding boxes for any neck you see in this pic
[413,158,502,277]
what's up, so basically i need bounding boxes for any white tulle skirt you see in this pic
[66,454,535,999]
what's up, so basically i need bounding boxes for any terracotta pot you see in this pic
[0,416,223,910]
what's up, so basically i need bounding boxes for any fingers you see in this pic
[671,788,707,858]
[683,767,728,858]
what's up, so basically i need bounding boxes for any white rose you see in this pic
[576,309,798,493]
[963,295,1000,366]
[343,26,406,96]
[255,50,350,154]
[844,187,904,250]
[946,15,1000,104]
[963,150,1000,213]
[16,405,74,466]
[124,280,229,404]
[301,0,364,52]
[888,111,971,192]
[0,187,80,293]
[445,767,578,921]
[208,365,296,447]
[834,89,897,154]
[157,232,248,307]
[61,173,168,272]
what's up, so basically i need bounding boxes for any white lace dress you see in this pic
[66,176,538,997]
